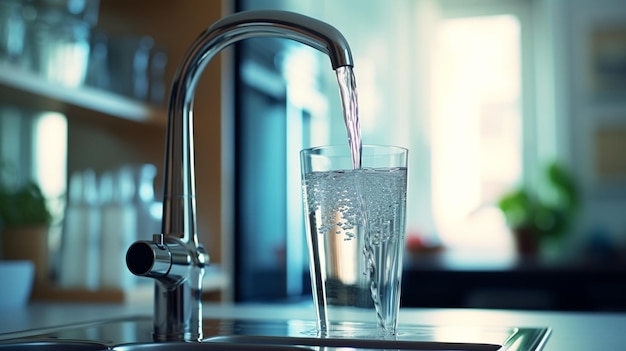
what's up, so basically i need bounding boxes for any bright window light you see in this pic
[430,15,522,255]
[33,111,67,221]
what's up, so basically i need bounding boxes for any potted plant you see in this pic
[0,181,52,229]
[497,162,579,255]
[0,166,52,287]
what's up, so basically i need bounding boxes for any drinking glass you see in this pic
[300,144,408,337]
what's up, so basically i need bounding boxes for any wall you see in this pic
[556,0,626,254]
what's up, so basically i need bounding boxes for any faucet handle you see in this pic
[153,233,165,247]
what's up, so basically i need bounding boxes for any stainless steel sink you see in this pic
[0,340,310,351]
[0,316,551,351]
[207,335,501,350]
[112,343,310,350]
[201,319,549,351]
[0,340,109,350]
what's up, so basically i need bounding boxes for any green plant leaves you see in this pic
[0,177,51,229]
[497,162,579,240]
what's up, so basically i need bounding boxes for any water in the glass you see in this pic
[301,145,408,337]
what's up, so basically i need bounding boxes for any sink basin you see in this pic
[112,342,311,350]
[202,319,549,351]
[0,340,310,351]
[207,335,501,350]
[0,340,109,350]
[0,316,550,351]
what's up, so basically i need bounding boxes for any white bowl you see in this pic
[0,260,34,309]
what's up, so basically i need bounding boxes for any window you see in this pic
[430,14,523,257]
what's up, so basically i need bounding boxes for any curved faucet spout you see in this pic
[163,10,354,247]
[127,10,355,342]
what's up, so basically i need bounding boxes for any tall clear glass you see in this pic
[300,144,408,337]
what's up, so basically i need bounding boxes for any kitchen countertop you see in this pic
[1,301,626,350]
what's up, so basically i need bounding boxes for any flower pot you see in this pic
[1,225,49,287]
[513,228,540,256]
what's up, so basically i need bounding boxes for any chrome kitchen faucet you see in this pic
[125,10,353,342]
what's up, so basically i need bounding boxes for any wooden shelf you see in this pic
[0,63,167,126]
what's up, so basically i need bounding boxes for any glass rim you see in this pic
[301,144,408,155]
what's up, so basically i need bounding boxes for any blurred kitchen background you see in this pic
[0,0,625,311]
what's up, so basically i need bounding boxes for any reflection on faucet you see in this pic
[125,10,353,342]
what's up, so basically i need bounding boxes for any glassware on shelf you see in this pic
[20,0,100,87]
[107,35,154,101]
[25,14,91,87]
[0,0,26,64]
[0,0,169,107]
[58,163,160,292]
[149,45,167,105]
[59,168,100,290]
[98,166,137,290]
[0,0,99,86]
[85,29,109,90]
